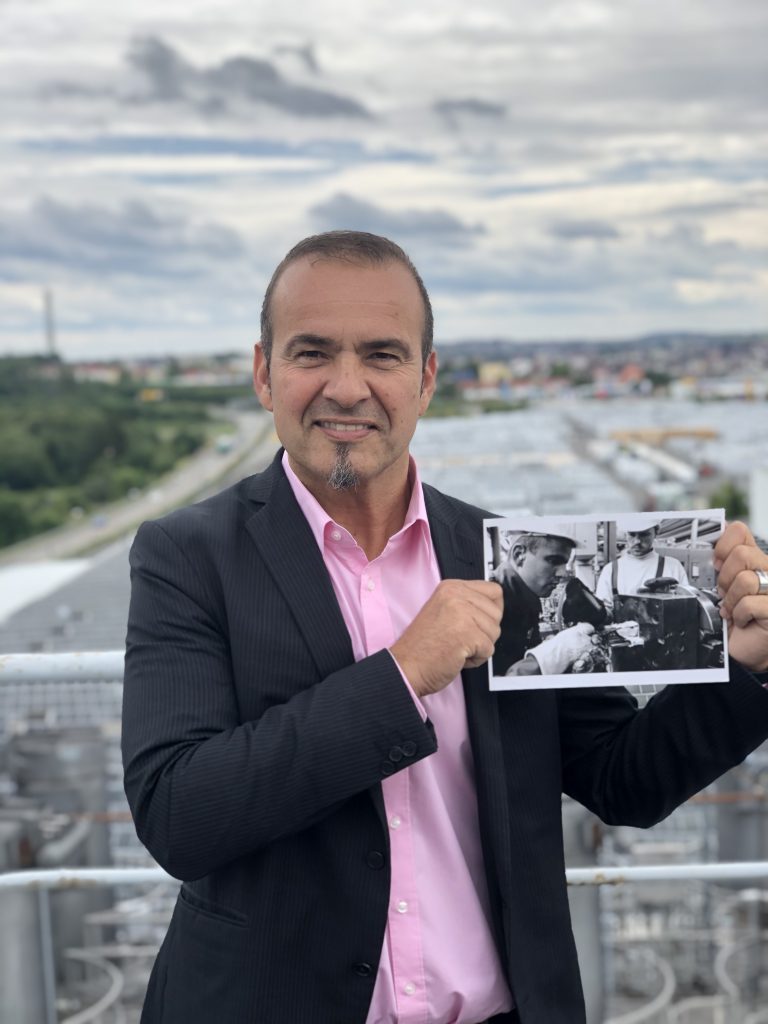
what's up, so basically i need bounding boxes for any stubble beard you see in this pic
[328,443,360,491]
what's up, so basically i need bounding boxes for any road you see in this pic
[0,409,278,566]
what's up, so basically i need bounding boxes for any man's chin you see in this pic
[327,443,360,491]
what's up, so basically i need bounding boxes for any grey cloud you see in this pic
[309,193,485,241]
[434,98,506,122]
[273,44,320,75]
[128,36,190,101]
[658,196,763,219]
[549,220,621,241]
[0,197,245,279]
[127,36,370,119]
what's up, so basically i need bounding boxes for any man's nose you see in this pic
[322,356,371,408]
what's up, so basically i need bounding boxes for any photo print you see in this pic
[484,510,728,691]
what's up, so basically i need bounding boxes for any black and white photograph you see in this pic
[485,510,728,690]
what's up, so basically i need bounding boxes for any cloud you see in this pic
[434,98,506,123]
[273,43,320,75]
[0,197,246,279]
[549,220,621,240]
[126,36,371,119]
[309,192,485,241]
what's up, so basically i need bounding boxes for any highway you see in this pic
[0,409,278,566]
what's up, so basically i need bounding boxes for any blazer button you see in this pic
[353,962,373,977]
[401,741,417,757]
[381,762,396,775]
[366,850,385,870]
[388,746,404,762]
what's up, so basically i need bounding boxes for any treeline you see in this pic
[0,357,212,548]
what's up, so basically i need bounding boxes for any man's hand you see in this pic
[390,580,503,698]
[715,521,768,672]
[526,623,595,676]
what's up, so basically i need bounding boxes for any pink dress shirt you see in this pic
[283,453,513,1024]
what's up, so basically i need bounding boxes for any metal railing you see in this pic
[2,649,767,1023]
[1,861,768,891]
[0,650,125,682]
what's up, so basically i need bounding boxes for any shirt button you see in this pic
[366,578,375,591]
[389,815,401,830]
[396,900,408,913]
[403,982,416,996]
[330,529,342,541]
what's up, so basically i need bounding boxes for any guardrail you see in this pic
[2,862,768,891]
[0,650,125,682]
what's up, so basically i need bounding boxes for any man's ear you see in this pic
[510,542,526,568]
[418,349,438,415]
[253,343,273,412]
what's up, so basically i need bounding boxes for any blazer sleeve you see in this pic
[122,520,437,880]
[557,666,768,827]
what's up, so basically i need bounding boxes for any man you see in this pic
[122,230,768,1024]
[491,530,595,676]
[595,516,689,613]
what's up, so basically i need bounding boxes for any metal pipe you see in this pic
[37,889,58,1024]
[0,868,177,891]
[1,862,768,892]
[0,651,125,682]
[60,950,125,1024]
[566,862,768,885]
[603,949,676,1024]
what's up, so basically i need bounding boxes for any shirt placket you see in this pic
[360,562,428,1024]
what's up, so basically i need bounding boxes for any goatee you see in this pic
[328,443,359,491]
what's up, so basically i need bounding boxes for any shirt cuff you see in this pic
[387,649,428,722]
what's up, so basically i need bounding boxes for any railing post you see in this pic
[38,888,58,1024]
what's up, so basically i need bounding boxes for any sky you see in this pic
[0,0,766,359]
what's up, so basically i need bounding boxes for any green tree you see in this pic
[0,489,30,546]
[0,428,56,489]
[709,481,749,519]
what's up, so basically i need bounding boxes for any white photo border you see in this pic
[484,508,729,691]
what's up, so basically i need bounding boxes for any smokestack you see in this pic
[43,288,57,356]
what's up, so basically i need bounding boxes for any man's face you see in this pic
[625,528,657,557]
[514,537,573,597]
[253,257,436,499]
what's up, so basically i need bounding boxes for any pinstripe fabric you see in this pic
[122,450,768,1024]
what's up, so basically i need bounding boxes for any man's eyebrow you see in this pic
[284,335,414,358]
[357,338,413,358]
[283,333,337,355]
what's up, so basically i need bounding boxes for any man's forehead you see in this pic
[268,257,426,356]
[273,256,421,312]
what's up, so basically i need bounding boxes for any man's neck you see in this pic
[287,455,412,562]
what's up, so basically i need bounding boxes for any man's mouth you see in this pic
[317,421,376,433]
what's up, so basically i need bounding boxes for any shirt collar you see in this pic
[282,450,431,559]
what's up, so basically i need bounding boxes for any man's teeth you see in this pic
[321,422,371,432]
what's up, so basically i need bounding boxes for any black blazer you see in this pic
[122,451,768,1024]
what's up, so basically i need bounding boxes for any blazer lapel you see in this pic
[243,457,355,681]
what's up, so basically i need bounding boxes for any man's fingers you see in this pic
[716,542,767,591]
[730,595,768,631]
[714,521,755,573]
[391,579,504,697]
[720,567,768,619]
